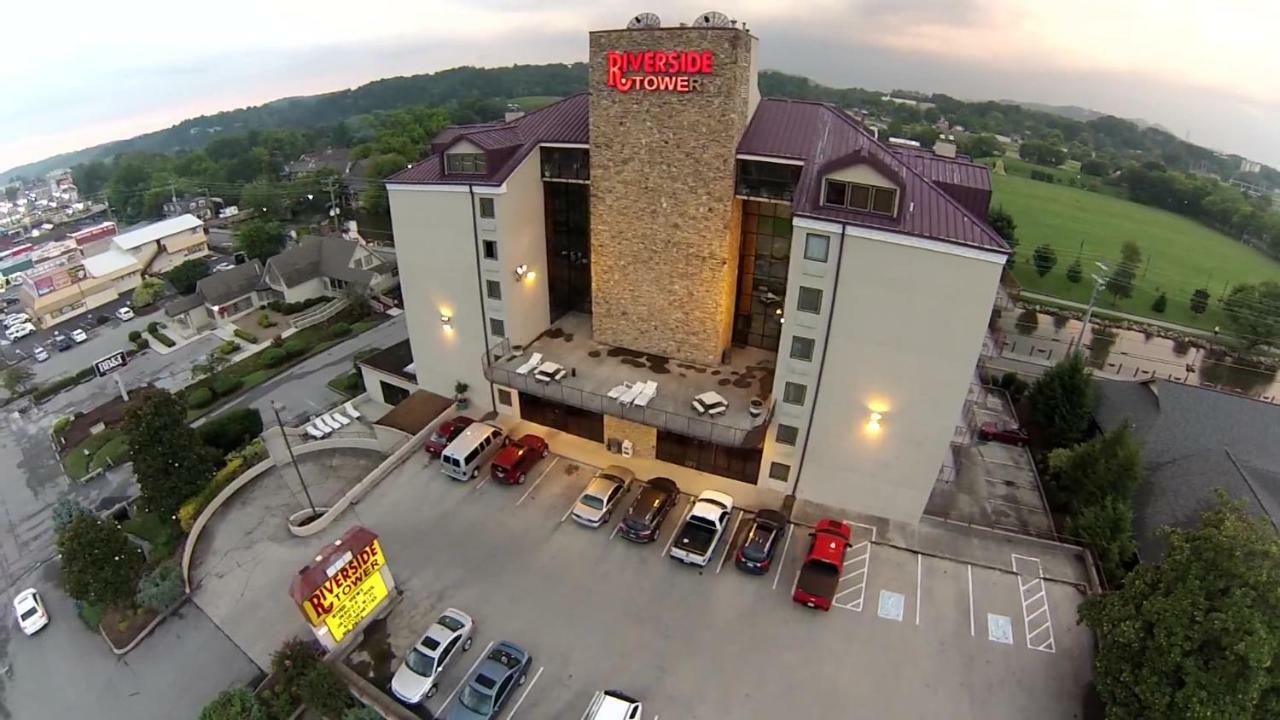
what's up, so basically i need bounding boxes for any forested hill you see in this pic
[3,63,589,179]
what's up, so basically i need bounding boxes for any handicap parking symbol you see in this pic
[987,613,1014,645]
[877,590,905,622]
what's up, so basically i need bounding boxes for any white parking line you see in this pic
[560,494,581,524]
[474,475,489,490]
[1012,553,1056,653]
[439,640,494,710]
[516,457,559,506]
[771,524,794,590]
[832,540,871,611]
[716,509,744,574]
[967,564,975,636]
[609,519,624,539]
[915,553,922,625]
[661,498,693,557]
[506,665,544,719]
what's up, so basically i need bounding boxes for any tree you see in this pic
[3,184,18,202]
[1081,158,1111,176]
[1026,353,1096,450]
[960,133,1003,159]
[298,663,352,716]
[1019,139,1067,167]
[1106,241,1142,303]
[1066,259,1083,284]
[1222,281,1280,348]
[1032,244,1058,277]
[1065,494,1137,582]
[1189,287,1211,315]
[235,219,286,263]
[1079,494,1280,719]
[1046,424,1142,512]
[166,258,210,295]
[342,707,383,720]
[56,513,145,607]
[131,277,166,307]
[199,688,268,720]
[2,365,35,395]
[238,182,280,215]
[1151,292,1168,314]
[51,498,91,533]
[123,389,221,518]
[987,205,1018,267]
[136,563,184,611]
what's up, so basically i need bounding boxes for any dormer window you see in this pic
[823,178,898,216]
[446,152,487,174]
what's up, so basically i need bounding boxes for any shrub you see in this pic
[328,322,352,338]
[52,498,91,533]
[135,563,184,612]
[178,455,251,531]
[242,369,273,388]
[198,688,262,720]
[133,337,150,351]
[74,366,96,382]
[257,313,277,328]
[186,387,214,409]
[298,663,352,716]
[147,320,161,334]
[217,340,240,355]
[151,331,175,347]
[132,278,166,307]
[267,300,285,313]
[211,374,243,397]
[198,408,263,454]
[52,415,73,435]
[128,330,142,342]
[232,328,257,343]
[1151,292,1168,314]
[262,348,287,367]
[282,338,308,358]
[343,707,383,720]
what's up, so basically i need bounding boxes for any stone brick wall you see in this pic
[588,27,757,365]
[603,415,657,459]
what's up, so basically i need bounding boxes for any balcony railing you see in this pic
[482,339,772,448]
[735,179,795,203]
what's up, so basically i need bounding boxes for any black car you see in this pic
[618,477,679,543]
[735,508,788,574]
[53,333,72,352]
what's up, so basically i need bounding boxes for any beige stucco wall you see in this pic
[388,184,493,413]
[588,27,757,365]
[284,277,327,304]
[603,415,657,459]
[826,164,900,190]
[776,225,1002,523]
[484,153,550,348]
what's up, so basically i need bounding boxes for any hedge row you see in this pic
[32,366,97,403]
[198,408,263,455]
[232,328,257,344]
[151,331,175,348]
[266,296,331,316]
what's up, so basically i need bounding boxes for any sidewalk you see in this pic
[1018,290,1215,338]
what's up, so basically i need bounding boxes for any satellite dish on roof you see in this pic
[627,12,661,29]
[693,11,733,27]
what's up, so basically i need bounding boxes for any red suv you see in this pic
[490,434,549,484]
[424,416,476,456]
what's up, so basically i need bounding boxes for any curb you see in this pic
[97,594,189,655]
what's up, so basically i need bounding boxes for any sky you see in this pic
[2,0,1279,174]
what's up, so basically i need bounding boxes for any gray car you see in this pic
[571,465,635,528]
[446,641,532,719]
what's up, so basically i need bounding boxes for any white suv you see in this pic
[582,690,643,720]
[391,608,475,704]
[5,322,35,341]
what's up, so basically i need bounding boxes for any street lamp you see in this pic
[1071,262,1109,354]
[270,400,318,518]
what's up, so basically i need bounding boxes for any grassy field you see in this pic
[992,173,1280,332]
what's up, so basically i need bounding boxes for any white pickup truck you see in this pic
[669,490,734,566]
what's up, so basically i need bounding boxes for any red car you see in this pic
[490,433,549,484]
[793,519,852,611]
[978,421,1029,446]
[424,416,476,456]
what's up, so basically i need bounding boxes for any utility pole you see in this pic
[325,177,342,231]
[271,401,318,518]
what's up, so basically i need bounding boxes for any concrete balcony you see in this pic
[482,313,775,447]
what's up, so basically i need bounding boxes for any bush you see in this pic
[267,300,285,313]
[186,387,215,409]
[52,415,73,435]
[150,331,175,348]
[217,340,240,355]
[232,328,257,343]
[199,688,262,720]
[282,338,308,358]
[133,337,150,351]
[343,707,383,720]
[199,408,263,454]
[241,369,273,389]
[128,330,142,342]
[210,374,242,397]
[147,320,161,334]
[272,296,332,315]
[298,663,352,716]
[329,322,352,338]
[1151,292,1168,314]
[74,366,96,382]
[52,499,91,533]
[257,313,277,329]
[262,348,288,367]
[135,563,184,612]
[179,455,250,532]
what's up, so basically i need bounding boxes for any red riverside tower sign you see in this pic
[604,50,715,93]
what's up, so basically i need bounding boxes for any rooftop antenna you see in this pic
[627,12,661,29]
[693,11,733,27]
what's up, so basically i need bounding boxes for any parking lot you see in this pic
[323,448,1095,720]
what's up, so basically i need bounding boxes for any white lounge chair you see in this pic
[707,405,727,417]
[305,425,326,440]
[607,382,633,400]
[618,381,645,406]
[343,401,362,420]
[515,352,544,375]
[329,412,352,426]
[633,381,658,407]
[313,415,337,432]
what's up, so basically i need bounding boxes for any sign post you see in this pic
[93,351,129,401]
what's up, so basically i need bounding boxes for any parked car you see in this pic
[53,333,72,352]
[425,416,476,457]
[3,312,30,327]
[212,262,235,272]
[581,690,643,720]
[440,423,506,481]
[446,641,532,720]
[735,508,788,574]
[114,306,135,321]
[490,433,549,484]
[391,608,475,705]
[32,345,49,362]
[670,490,734,566]
[5,322,35,341]
[571,465,635,527]
[69,328,88,343]
[978,421,1029,446]
[13,588,49,635]
[792,519,853,611]
[618,477,679,543]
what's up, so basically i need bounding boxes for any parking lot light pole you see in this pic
[1070,262,1109,355]
[271,401,318,518]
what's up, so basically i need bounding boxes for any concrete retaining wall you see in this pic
[181,457,275,592]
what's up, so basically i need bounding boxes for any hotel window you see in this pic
[482,239,498,261]
[446,152,487,174]
[485,279,502,300]
[790,336,815,361]
[489,317,505,337]
[783,381,807,406]
[776,424,799,446]
[797,286,822,314]
[823,178,898,216]
[496,388,513,407]
[804,233,829,262]
[478,197,495,219]
[768,462,791,482]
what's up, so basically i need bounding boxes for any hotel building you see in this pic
[383,20,1008,523]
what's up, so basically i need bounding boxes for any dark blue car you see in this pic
[446,641,532,719]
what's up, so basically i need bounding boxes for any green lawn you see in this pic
[122,511,181,561]
[992,173,1280,332]
[62,429,131,481]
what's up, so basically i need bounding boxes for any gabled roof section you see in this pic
[197,260,263,306]
[390,94,589,186]
[738,99,1008,254]
[113,214,203,250]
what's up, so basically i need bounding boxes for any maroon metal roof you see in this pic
[889,145,993,220]
[738,99,1008,253]
[389,94,589,186]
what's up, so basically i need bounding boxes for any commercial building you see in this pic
[385,19,1008,522]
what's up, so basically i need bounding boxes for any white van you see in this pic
[440,422,505,481]
[581,690,642,720]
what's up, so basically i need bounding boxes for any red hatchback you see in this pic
[490,434,549,484]
[424,416,476,456]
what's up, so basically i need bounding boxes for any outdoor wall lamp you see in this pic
[440,313,452,331]
[866,412,884,434]
[514,264,535,282]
